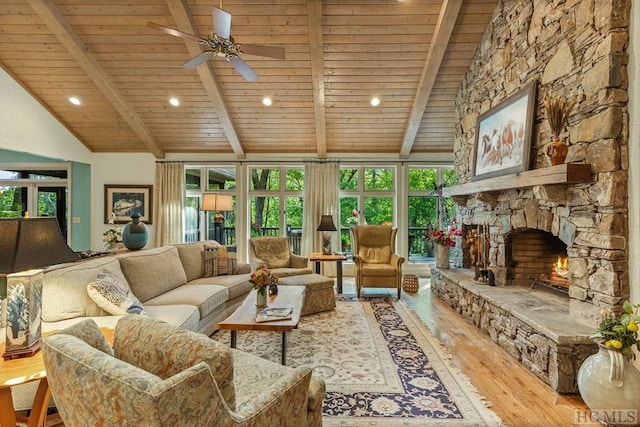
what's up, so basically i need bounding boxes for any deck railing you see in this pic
[189,225,434,260]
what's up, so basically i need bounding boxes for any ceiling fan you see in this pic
[148,5,285,81]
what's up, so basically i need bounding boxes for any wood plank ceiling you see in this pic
[0,0,497,160]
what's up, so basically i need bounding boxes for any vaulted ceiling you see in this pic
[0,0,497,159]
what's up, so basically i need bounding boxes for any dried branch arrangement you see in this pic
[544,94,577,140]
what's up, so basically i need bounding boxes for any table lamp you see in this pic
[200,193,233,224]
[316,215,337,255]
[0,218,80,360]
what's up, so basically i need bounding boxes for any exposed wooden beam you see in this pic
[26,0,166,159]
[307,0,326,158]
[400,0,463,158]
[166,0,246,159]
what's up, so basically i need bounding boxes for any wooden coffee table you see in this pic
[217,286,305,365]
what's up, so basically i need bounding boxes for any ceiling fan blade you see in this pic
[213,7,232,39]
[148,22,205,43]
[229,56,258,81]
[239,44,285,60]
[182,51,213,69]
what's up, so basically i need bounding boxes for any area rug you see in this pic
[212,296,504,426]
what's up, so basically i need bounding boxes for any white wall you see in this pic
[91,153,156,250]
[0,68,93,164]
[0,68,157,251]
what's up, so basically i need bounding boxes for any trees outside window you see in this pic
[407,167,457,260]
[339,166,395,257]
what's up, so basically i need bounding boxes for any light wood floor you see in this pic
[345,278,595,427]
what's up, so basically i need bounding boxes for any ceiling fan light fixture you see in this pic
[68,96,81,106]
[371,97,381,106]
[262,97,272,106]
[169,98,180,107]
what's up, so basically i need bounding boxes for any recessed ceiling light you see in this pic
[69,97,81,105]
[371,97,380,106]
[262,97,272,106]
[169,98,180,107]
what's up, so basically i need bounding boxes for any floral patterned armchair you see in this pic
[249,236,312,278]
[352,225,405,299]
[41,316,325,427]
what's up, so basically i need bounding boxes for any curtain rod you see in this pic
[156,160,452,165]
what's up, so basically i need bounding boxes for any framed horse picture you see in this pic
[472,81,537,181]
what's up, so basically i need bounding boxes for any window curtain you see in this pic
[154,162,184,247]
[302,162,339,273]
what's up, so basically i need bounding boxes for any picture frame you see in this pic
[472,81,537,181]
[104,185,153,224]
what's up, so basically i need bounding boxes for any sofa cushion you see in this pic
[87,269,146,316]
[42,256,125,322]
[118,246,188,302]
[175,242,208,282]
[143,305,200,332]
[188,273,252,300]
[144,285,229,319]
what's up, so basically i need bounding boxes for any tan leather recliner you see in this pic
[352,225,405,299]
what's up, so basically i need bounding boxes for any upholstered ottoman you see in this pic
[277,273,336,316]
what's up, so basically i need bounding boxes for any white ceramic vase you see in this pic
[435,244,450,269]
[577,345,640,424]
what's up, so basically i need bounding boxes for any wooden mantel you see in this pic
[443,164,593,197]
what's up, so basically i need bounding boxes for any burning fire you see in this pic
[553,256,569,278]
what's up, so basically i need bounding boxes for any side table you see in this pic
[309,252,347,294]
[0,328,114,427]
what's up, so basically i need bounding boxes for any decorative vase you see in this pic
[577,345,640,424]
[436,244,450,269]
[543,139,568,166]
[122,213,149,250]
[256,287,267,308]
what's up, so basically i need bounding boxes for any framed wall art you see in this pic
[472,81,537,181]
[104,185,153,224]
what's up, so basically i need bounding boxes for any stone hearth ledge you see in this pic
[430,267,598,393]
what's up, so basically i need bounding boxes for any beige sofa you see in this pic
[41,240,252,334]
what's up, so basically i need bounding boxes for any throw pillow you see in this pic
[87,269,146,316]
[204,245,238,277]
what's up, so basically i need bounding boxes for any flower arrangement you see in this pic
[249,263,272,290]
[346,209,359,225]
[590,300,640,361]
[103,228,122,249]
[425,218,463,247]
[544,94,577,140]
[103,212,122,249]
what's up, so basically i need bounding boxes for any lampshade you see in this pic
[316,215,337,232]
[200,193,233,212]
[1,217,80,360]
[0,217,80,274]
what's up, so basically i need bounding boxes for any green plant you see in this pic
[590,301,640,361]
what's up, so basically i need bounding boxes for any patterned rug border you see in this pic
[321,296,504,426]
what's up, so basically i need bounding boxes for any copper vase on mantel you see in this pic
[543,139,568,166]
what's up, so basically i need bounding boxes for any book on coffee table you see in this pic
[256,307,293,322]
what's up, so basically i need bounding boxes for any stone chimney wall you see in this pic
[452,0,631,322]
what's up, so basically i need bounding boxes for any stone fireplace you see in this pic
[430,0,631,393]
[470,227,570,289]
